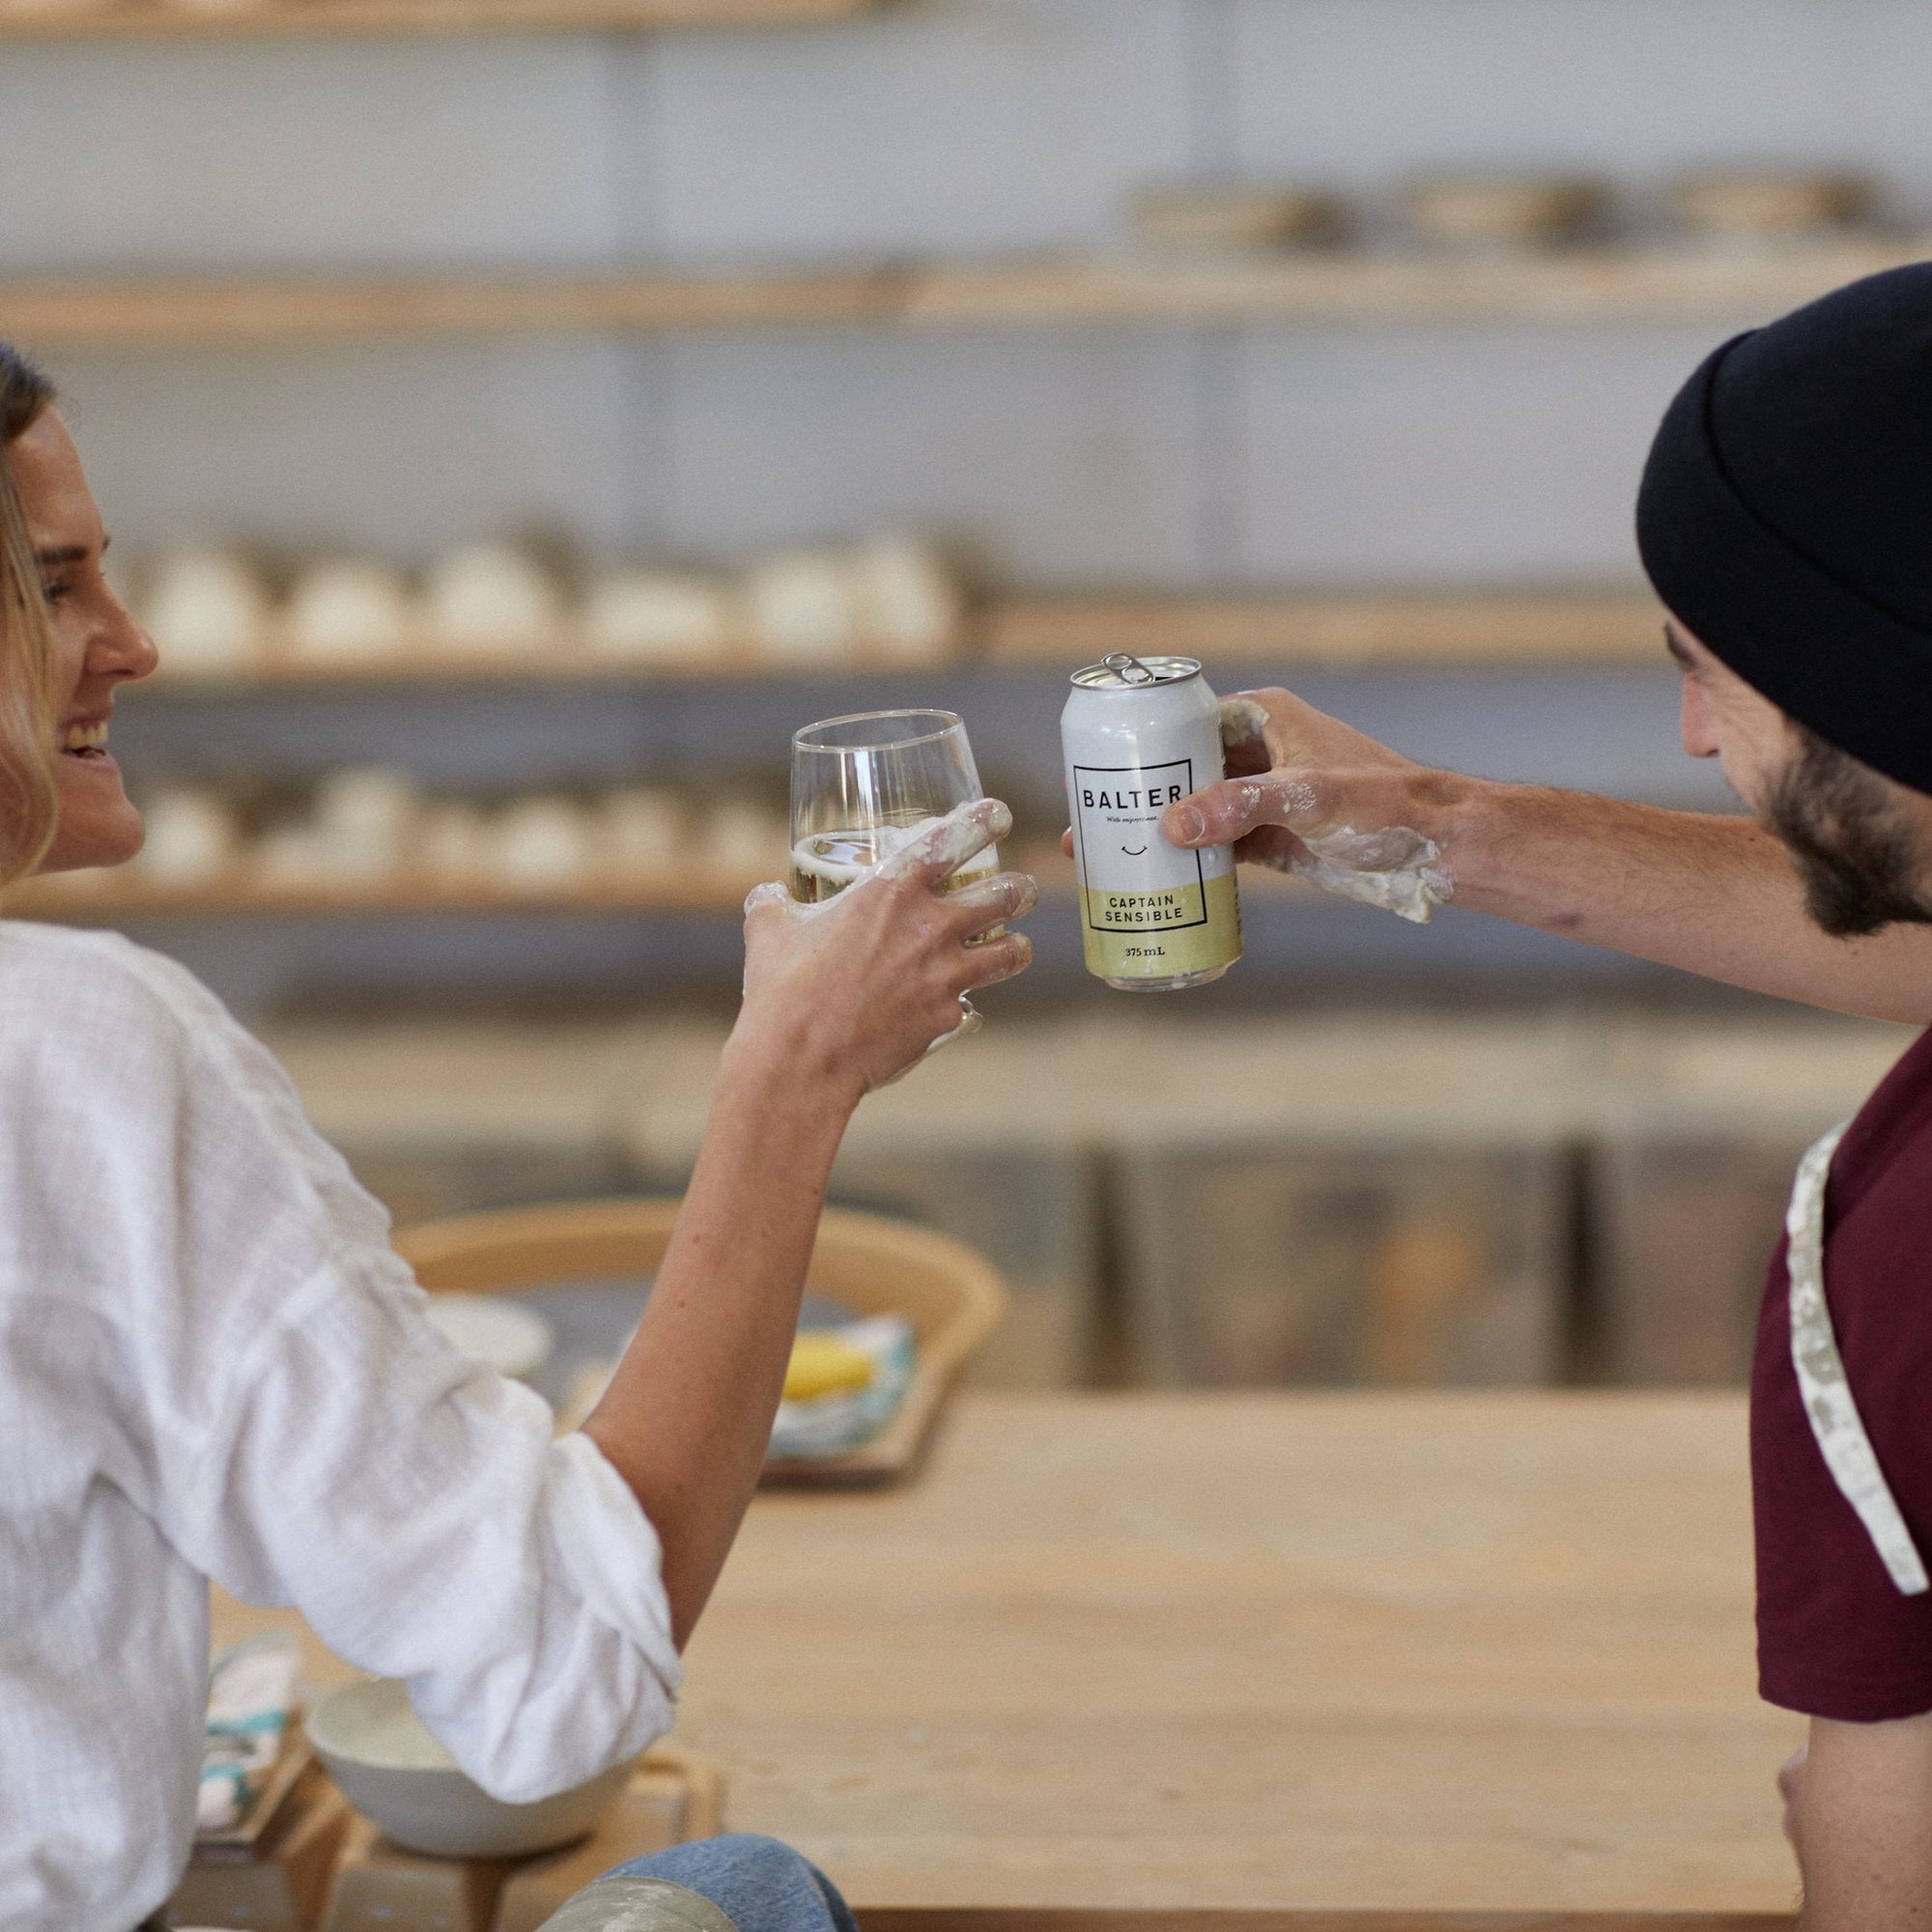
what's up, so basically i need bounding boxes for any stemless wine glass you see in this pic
[790,708,1002,1054]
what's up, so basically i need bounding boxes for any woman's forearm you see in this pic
[578,799,1036,1649]
[1446,778,1932,1023]
[582,1019,855,1646]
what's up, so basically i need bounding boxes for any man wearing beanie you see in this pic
[1166,264,1932,1930]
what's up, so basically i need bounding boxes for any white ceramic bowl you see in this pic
[1669,170,1874,243]
[307,1677,632,1859]
[1132,182,1350,253]
[1404,172,1609,251]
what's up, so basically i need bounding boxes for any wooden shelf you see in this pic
[985,589,1667,668]
[0,267,898,350]
[5,853,1331,923]
[8,850,1066,920]
[1,849,1317,921]
[7,242,1926,347]
[905,238,1932,327]
[0,0,869,41]
[139,638,963,691]
[130,590,1665,693]
[5,867,776,918]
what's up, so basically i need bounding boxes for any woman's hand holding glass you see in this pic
[739,797,1037,1100]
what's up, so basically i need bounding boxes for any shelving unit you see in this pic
[8,241,1928,348]
[0,0,869,42]
[130,589,1664,693]
[15,4,1824,1010]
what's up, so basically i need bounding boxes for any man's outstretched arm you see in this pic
[1446,781,1932,1024]
[1165,687,1932,1026]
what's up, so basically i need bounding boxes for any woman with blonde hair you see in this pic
[0,344,1037,1932]
[0,349,98,881]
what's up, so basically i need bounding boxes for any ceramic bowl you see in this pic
[307,1677,632,1859]
[1404,173,1610,251]
[1132,183,1351,253]
[1669,170,1875,243]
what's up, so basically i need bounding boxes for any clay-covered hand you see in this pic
[739,797,1036,1098]
[1164,687,1456,923]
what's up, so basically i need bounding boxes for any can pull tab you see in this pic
[1102,651,1159,686]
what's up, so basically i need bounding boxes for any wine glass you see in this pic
[790,708,1001,1054]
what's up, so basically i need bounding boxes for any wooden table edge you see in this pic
[856,1914,1795,1931]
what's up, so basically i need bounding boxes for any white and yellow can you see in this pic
[1062,652,1242,991]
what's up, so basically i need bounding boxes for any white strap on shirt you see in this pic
[1786,1122,1930,1596]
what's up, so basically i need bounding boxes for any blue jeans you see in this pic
[599,1833,859,1932]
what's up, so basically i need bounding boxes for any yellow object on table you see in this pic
[783,1329,876,1402]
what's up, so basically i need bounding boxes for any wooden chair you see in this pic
[394,1198,1008,1485]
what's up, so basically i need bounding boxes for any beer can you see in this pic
[1062,652,1242,991]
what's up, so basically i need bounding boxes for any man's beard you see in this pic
[1765,726,1932,938]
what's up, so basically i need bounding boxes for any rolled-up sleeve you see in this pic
[187,1255,680,1801]
[51,944,681,1804]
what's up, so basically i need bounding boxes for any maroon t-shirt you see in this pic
[1754,1024,1932,1720]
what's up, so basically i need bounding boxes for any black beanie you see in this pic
[1635,262,1932,795]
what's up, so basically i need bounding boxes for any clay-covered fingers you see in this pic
[1163,689,1419,858]
[742,877,796,924]
[1217,687,1324,774]
[1217,692,1280,777]
[1164,770,1328,850]
[955,927,1033,991]
[735,794,1032,1094]
[1218,686,1418,778]
[1232,824,1306,875]
[1169,763,1453,922]
[942,867,1038,940]
[878,795,1012,889]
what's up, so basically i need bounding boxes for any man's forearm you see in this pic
[583,1021,856,1645]
[1443,777,1932,1023]
[1787,1713,1932,1930]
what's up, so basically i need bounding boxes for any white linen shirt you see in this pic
[0,923,681,1932]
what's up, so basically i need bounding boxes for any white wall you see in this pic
[4,0,1904,1000]
[13,0,1929,588]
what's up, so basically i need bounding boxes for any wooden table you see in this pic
[215,1391,1802,1926]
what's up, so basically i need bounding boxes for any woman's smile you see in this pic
[59,714,111,760]
[8,408,156,871]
